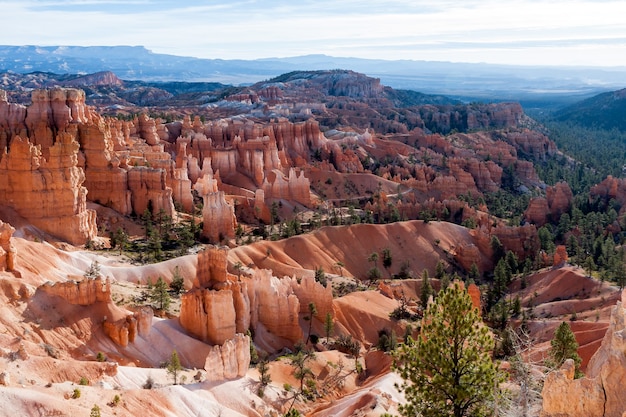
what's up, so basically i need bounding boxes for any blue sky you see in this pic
[1,0,625,66]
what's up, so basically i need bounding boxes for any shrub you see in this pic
[79,376,89,386]
[376,329,397,352]
[90,404,101,417]
[143,375,155,389]
[72,388,81,399]
[330,335,361,357]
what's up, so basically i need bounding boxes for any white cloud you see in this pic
[1,0,625,66]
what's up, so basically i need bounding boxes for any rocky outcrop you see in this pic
[418,102,523,134]
[0,89,179,242]
[40,277,110,305]
[194,171,236,244]
[0,221,16,272]
[590,175,626,215]
[290,274,333,320]
[493,224,539,260]
[204,333,251,381]
[504,129,557,161]
[127,166,175,217]
[524,197,550,227]
[249,269,302,344]
[103,307,153,347]
[0,134,97,245]
[541,290,626,417]
[25,88,89,152]
[180,289,238,345]
[179,248,250,345]
[262,168,312,206]
[0,90,27,151]
[78,118,132,215]
[524,182,573,226]
[172,142,194,212]
[541,359,606,417]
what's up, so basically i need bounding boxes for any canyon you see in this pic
[0,69,623,416]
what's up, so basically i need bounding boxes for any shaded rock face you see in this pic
[541,290,626,417]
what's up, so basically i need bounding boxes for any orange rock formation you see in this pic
[0,134,97,245]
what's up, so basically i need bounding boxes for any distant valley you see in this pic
[2,45,626,108]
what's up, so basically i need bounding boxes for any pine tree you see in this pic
[324,312,334,343]
[113,227,129,255]
[420,269,432,308]
[314,266,327,287]
[84,261,101,279]
[150,277,171,311]
[381,248,393,278]
[435,260,446,280]
[394,282,499,417]
[170,266,185,295]
[468,262,480,283]
[257,358,271,397]
[167,350,183,385]
[548,321,583,378]
[305,302,317,344]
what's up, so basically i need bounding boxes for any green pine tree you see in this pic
[394,282,500,417]
[420,269,432,308]
[150,277,171,311]
[324,312,334,343]
[167,349,183,385]
[548,321,583,378]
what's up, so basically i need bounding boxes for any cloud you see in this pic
[2,0,625,66]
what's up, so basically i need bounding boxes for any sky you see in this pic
[1,0,626,67]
